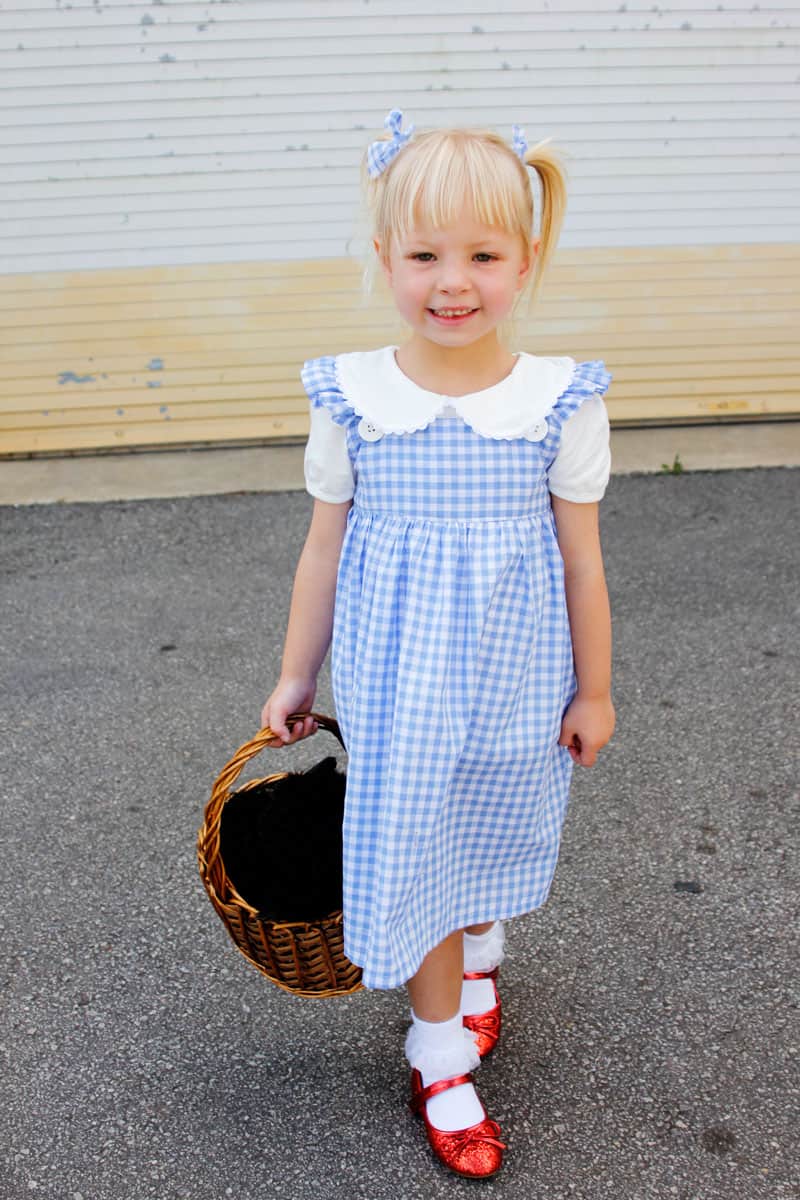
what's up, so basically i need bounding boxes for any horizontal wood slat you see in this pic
[1,243,794,297]
[3,277,799,332]
[4,0,797,18]
[3,388,798,437]
[3,5,798,38]
[0,415,311,457]
[1,244,798,456]
[6,357,799,399]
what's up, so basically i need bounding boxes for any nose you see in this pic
[436,256,470,294]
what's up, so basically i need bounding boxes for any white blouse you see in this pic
[303,348,611,505]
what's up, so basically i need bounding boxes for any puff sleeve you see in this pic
[547,393,611,503]
[300,357,356,503]
[303,405,355,503]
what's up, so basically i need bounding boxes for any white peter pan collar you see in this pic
[334,346,576,442]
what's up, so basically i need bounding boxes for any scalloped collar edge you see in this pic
[332,347,577,440]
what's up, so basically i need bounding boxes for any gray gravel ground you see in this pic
[1,468,798,1200]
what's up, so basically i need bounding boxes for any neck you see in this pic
[396,333,517,396]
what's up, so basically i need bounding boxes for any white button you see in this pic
[357,417,383,442]
[524,420,548,442]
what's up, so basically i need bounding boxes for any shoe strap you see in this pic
[463,965,500,981]
[409,1071,475,1114]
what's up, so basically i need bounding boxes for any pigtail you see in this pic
[523,139,569,301]
[359,126,395,294]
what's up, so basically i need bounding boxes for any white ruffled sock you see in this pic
[405,1010,483,1132]
[461,921,505,1016]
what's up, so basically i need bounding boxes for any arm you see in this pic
[261,497,351,745]
[551,495,615,767]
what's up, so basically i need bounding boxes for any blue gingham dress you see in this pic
[302,354,611,990]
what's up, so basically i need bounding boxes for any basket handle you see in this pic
[284,712,344,751]
[209,711,344,810]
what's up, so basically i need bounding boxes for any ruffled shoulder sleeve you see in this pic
[301,356,357,428]
[301,356,356,503]
[553,360,612,418]
[546,360,612,502]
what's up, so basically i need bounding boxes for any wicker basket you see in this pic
[197,713,363,998]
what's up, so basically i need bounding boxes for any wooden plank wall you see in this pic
[1,243,797,456]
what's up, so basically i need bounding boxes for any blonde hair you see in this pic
[363,125,568,304]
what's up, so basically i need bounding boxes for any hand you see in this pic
[558,694,615,767]
[261,677,318,747]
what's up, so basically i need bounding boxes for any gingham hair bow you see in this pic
[367,109,415,178]
[512,124,528,162]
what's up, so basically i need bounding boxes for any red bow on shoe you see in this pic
[448,1118,506,1155]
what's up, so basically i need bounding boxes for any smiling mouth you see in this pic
[429,307,478,318]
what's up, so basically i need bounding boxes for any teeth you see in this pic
[434,308,473,316]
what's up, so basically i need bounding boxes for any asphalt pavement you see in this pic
[1,467,798,1200]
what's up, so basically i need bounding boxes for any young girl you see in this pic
[262,110,615,1179]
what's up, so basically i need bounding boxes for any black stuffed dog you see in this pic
[219,756,347,922]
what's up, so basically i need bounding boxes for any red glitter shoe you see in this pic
[409,1069,506,1178]
[463,966,502,1058]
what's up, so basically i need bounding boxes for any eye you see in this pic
[411,252,435,262]
[474,253,497,263]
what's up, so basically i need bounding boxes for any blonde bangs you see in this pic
[372,130,533,250]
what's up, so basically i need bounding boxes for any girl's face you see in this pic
[376,212,537,350]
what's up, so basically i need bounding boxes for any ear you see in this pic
[517,237,540,289]
[373,237,392,285]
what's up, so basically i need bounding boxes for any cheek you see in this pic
[482,275,518,309]
[394,273,428,307]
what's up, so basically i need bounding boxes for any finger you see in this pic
[579,744,598,768]
[290,715,313,742]
[260,716,287,747]
[269,716,292,744]
[293,715,316,741]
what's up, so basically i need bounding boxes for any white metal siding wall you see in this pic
[2,0,799,274]
[1,1,798,454]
